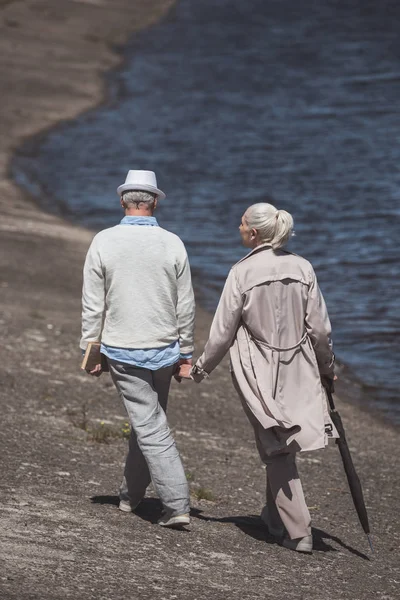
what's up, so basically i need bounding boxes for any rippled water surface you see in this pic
[14,0,400,421]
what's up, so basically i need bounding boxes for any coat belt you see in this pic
[248,330,308,352]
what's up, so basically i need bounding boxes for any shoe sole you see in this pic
[158,516,190,529]
[281,539,313,554]
[159,521,190,529]
[119,501,135,513]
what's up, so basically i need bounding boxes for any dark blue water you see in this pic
[14,0,400,422]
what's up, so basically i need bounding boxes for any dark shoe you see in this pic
[282,535,313,553]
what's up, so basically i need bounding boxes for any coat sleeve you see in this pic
[80,237,106,351]
[175,244,195,355]
[305,268,335,376]
[194,267,244,378]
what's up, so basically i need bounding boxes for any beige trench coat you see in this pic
[194,244,338,454]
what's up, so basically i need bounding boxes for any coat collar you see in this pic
[236,243,273,265]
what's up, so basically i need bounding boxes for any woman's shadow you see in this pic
[191,510,370,560]
[90,495,369,559]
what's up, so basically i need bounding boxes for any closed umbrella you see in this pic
[326,385,373,552]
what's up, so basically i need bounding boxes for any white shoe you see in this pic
[260,505,285,538]
[119,500,135,513]
[157,512,190,528]
[282,535,313,554]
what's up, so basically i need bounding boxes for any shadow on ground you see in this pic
[91,495,163,524]
[90,495,370,560]
[192,510,370,560]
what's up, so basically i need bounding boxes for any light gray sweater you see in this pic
[80,224,195,353]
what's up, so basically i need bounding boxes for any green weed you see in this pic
[88,421,119,444]
[192,486,216,502]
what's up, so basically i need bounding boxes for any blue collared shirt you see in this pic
[99,215,192,369]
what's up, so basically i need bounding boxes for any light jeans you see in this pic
[108,360,190,517]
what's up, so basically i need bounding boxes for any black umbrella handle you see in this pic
[322,377,336,411]
[327,389,336,412]
[326,387,373,542]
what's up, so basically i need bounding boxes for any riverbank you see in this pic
[0,2,399,599]
[0,0,175,235]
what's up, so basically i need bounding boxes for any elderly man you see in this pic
[81,170,195,528]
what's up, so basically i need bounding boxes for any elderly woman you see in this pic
[188,203,337,553]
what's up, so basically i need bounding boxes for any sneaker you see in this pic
[260,505,285,538]
[119,500,135,513]
[157,512,190,528]
[282,535,313,554]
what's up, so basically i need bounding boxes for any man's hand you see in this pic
[174,357,193,382]
[88,363,103,377]
[178,363,192,379]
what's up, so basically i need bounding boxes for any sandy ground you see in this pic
[0,2,399,599]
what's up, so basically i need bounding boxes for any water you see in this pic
[13,0,400,422]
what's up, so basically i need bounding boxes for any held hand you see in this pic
[174,357,193,383]
[177,364,193,379]
[88,363,103,377]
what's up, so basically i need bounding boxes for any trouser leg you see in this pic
[119,429,151,507]
[265,472,285,533]
[265,451,311,540]
[119,372,171,507]
[240,396,311,540]
[109,361,189,517]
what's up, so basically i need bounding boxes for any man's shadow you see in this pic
[90,496,369,560]
[91,495,165,524]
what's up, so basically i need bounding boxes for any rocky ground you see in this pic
[0,2,399,599]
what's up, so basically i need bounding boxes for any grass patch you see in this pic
[192,486,216,502]
[88,420,131,444]
[67,404,89,431]
[185,471,216,502]
[88,422,118,444]
[120,421,131,440]
[68,406,131,443]
[29,311,45,320]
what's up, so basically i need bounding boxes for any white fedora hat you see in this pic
[117,170,166,199]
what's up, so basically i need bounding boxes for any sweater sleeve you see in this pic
[80,237,106,351]
[305,268,335,376]
[176,245,195,355]
[194,268,244,377]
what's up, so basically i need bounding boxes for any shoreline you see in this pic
[0,0,176,236]
[0,2,399,599]
[6,1,398,428]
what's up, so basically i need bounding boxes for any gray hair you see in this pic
[122,190,157,209]
[245,202,294,250]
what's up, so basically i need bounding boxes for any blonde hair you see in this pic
[245,202,294,250]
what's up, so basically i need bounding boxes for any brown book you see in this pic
[81,342,109,372]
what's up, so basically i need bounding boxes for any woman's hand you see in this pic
[321,374,337,391]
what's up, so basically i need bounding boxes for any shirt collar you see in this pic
[120,216,159,226]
